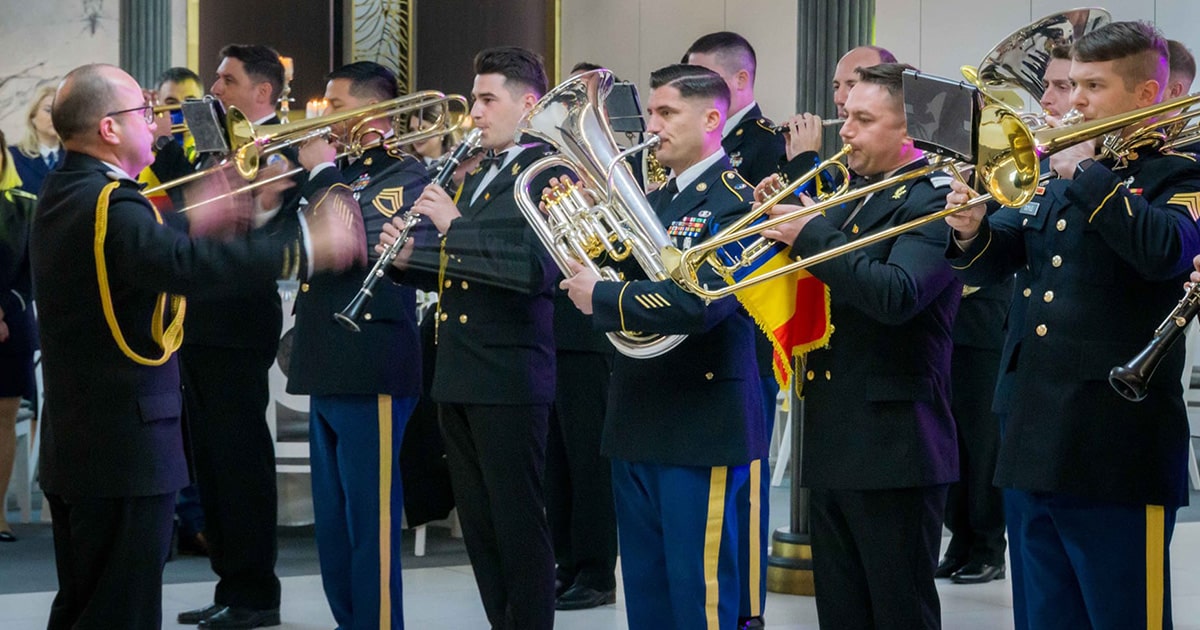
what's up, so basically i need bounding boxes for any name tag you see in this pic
[1019,202,1040,216]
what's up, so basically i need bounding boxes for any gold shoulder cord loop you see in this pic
[94,180,187,365]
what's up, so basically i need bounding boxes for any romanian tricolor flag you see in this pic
[138,166,174,212]
[727,240,832,391]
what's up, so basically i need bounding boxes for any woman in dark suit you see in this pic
[0,130,37,542]
[7,86,62,195]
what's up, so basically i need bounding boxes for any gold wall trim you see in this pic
[351,0,415,93]
[187,0,200,71]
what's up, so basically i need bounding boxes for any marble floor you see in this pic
[3,522,1200,629]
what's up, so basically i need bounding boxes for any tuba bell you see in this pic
[513,69,686,358]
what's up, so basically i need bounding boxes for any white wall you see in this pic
[561,0,799,124]
[876,1,1200,91]
[0,1,121,142]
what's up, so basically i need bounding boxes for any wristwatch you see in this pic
[1074,157,1096,179]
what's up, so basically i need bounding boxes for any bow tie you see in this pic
[479,150,505,171]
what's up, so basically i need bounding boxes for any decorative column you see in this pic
[120,0,172,88]
[795,0,876,156]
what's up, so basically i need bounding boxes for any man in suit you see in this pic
[760,62,959,629]
[175,44,294,630]
[288,60,428,630]
[945,22,1200,629]
[684,31,784,629]
[31,63,360,630]
[559,63,765,629]
[381,46,560,630]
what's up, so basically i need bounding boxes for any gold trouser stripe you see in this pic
[704,467,729,630]
[748,460,762,617]
[378,395,394,629]
[1146,504,1165,630]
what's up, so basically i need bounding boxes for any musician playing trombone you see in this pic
[757,62,960,629]
[285,61,430,630]
[944,21,1200,629]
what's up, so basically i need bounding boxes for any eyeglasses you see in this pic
[104,104,155,124]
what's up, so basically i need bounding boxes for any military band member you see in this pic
[684,31,785,629]
[287,60,429,630]
[382,46,560,630]
[559,63,765,630]
[174,44,295,630]
[760,62,959,629]
[945,21,1200,629]
[1040,45,1074,119]
[32,63,360,630]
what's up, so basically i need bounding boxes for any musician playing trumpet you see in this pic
[944,21,1200,629]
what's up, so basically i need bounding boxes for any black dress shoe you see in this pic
[178,603,225,625]
[934,556,966,579]
[738,615,766,629]
[0,530,16,542]
[555,584,616,610]
[198,606,281,629]
[951,562,1006,584]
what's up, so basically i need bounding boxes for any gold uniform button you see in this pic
[364,313,373,320]
[1022,288,1032,298]
[1043,291,1054,303]
[1022,218,1029,227]
[1036,324,1048,337]
[824,370,831,380]
[439,312,448,322]
[806,370,815,381]
[705,372,714,381]
[300,283,310,293]
[444,280,452,288]
[461,281,469,290]
[1051,255,1063,268]
[459,314,468,324]
[1056,219,1067,231]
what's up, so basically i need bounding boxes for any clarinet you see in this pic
[1109,282,1200,401]
[333,128,482,332]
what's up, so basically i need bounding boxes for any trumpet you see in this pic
[333,128,483,332]
[1109,283,1200,402]
[151,103,189,135]
[769,119,844,133]
[669,91,1200,301]
[145,91,469,213]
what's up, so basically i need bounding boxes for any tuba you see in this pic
[513,69,686,358]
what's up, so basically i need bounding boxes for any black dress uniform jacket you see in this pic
[949,150,1200,508]
[287,147,427,397]
[792,158,961,489]
[592,156,766,468]
[31,153,298,498]
[393,143,561,405]
[723,104,785,188]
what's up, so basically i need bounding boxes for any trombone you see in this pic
[144,91,469,210]
[668,92,1200,301]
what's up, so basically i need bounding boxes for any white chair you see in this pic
[1180,322,1200,490]
[771,389,792,488]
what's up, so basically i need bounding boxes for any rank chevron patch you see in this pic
[372,187,405,218]
[1169,192,1200,222]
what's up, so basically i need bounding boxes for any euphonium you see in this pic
[513,69,686,358]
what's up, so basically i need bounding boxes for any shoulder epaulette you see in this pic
[928,174,954,189]
[755,119,777,134]
[721,170,753,202]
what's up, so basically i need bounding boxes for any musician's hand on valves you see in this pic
[412,183,461,234]
[761,193,819,247]
[753,174,784,203]
[560,259,600,315]
[784,113,824,161]
[1050,137,1097,180]
[298,137,337,172]
[1191,254,1200,285]
[944,179,986,241]
[378,216,416,271]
